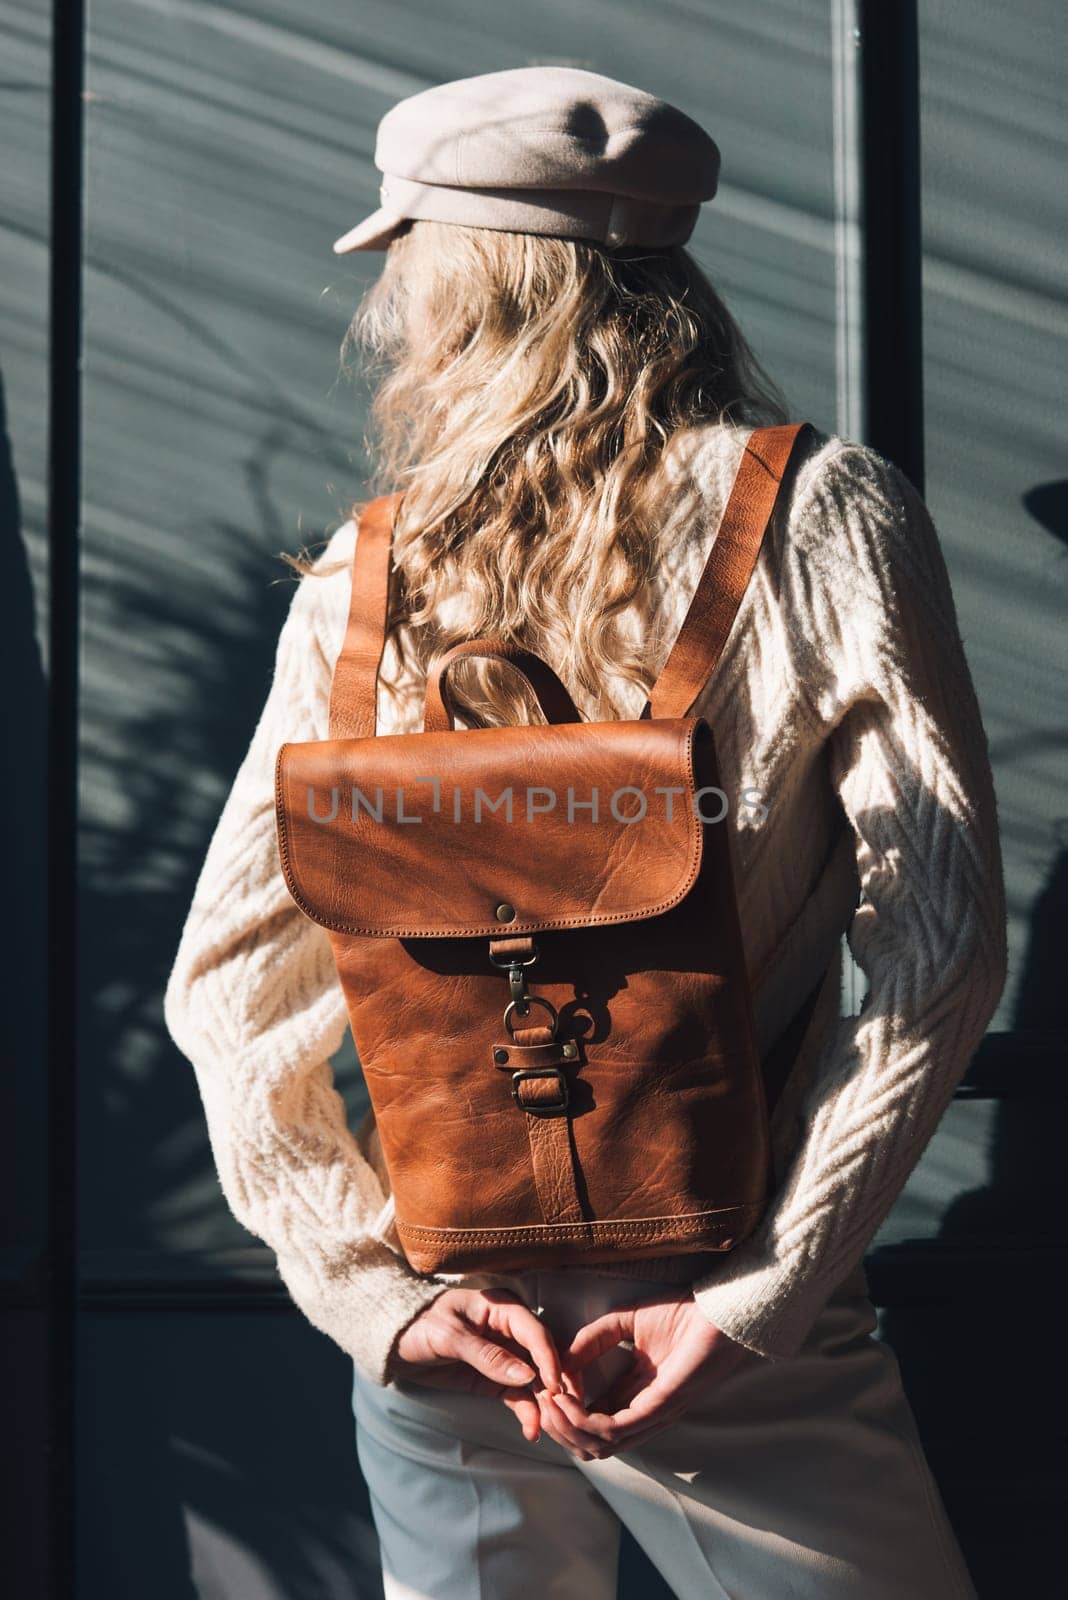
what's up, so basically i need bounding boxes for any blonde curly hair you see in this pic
[288,218,788,729]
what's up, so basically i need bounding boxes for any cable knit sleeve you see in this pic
[162,522,451,1385]
[690,440,1009,1358]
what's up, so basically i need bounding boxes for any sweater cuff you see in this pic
[274,1247,454,1388]
[688,1253,836,1362]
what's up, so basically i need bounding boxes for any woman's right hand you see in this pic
[388,1286,570,1442]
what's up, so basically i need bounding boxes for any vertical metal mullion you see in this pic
[831,0,866,446]
[858,0,925,494]
[831,0,867,1020]
[47,0,85,1592]
[832,0,924,1021]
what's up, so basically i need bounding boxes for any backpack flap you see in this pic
[275,715,718,938]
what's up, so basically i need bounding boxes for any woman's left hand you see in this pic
[534,1289,759,1459]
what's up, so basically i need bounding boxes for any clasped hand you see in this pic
[388,1284,756,1460]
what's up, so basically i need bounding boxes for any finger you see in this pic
[394,1357,543,1443]
[585,1370,686,1436]
[550,1386,617,1440]
[559,1367,585,1401]
[552,1361,586,1403]
[448,1326,538,1388]
[434,1368,543,1443]
[591,1410,682,1458]
[486,1300,565,1395]
[563,1309,635,1373]
[501,1392,542,1443]
[536,1390,611,1457]
[533,1393,596,1461]
[561,1385,690,1457]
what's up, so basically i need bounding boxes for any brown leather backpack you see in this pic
[275,421,842,1275]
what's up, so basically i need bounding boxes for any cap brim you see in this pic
[331,207,409,253]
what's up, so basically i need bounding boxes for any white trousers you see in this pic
[351,1262,977,1600]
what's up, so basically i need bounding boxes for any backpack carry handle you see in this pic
[424,638,584,732]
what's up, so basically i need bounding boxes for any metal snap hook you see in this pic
[502,995,559,1038]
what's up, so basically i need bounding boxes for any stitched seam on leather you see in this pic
[394,1206,763,1245]
[275,720,705,936]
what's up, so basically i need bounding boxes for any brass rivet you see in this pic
[495,902,516,922]
[493,1048,509,1064]
[562,1042,577,1058]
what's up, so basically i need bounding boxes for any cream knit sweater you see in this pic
[163,422,1008,1387]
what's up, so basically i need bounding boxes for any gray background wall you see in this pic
[3,1,1065,1594]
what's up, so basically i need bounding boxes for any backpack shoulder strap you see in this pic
[642,421,814,719]
[328,492,403,741]
[328,422,814,739]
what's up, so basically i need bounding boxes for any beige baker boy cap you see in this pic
[332,65,720,253]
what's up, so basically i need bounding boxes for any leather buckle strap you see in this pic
[511,1066,570,1113]
[488,935,539,965]
[494,1022,585,1224]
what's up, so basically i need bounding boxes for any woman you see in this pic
[164,66,1006,1599]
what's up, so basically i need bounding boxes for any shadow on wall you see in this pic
[0,361,50,1600]
[0,363,48,1259]
[72,477,384,1592]
[876,836,1068,1597]
[0,367,385,1597]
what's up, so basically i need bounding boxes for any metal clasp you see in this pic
[489,942,540,1015]
[503,995,559,1037]
[511,1066,570,1113]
